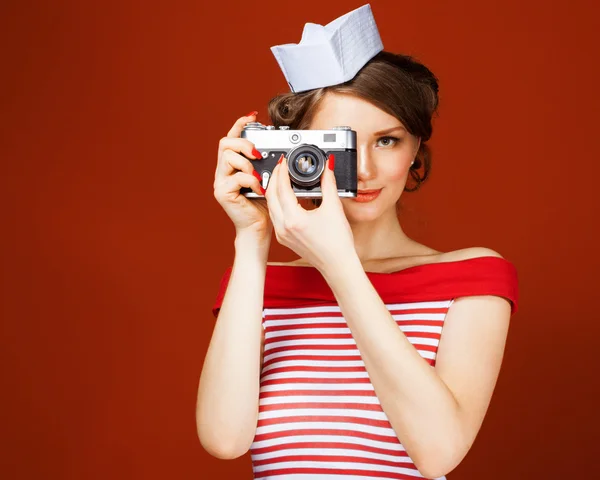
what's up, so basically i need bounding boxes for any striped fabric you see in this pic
[211,256,520,479]
[251,300,453,480]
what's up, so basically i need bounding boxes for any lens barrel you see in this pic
[287,144,326,187]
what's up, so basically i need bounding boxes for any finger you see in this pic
[321,153,340,207]
[277,156,301,216]
[265,158,284,229]
[215,152,259,186]
[226,111,258,138]
[217,138,263,179]
[218,137,262,159]
[216,171,265,199]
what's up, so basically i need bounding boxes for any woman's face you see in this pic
[308,92,421,223]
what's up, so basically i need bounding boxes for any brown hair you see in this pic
[267,51,440,210]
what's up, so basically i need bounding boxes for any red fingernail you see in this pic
[252,170,261,181]
[245,110,258,117]
[260,186,266,195]
[277,154,284,165]
[328,153,335,171]
[252,148,262,159]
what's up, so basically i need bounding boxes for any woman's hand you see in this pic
[213,112,272,239]
[264,153,356,273]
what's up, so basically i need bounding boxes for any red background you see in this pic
[1,0,598,478]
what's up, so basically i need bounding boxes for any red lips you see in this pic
[358,188,382,194]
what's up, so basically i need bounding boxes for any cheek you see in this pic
[381,162,410,183]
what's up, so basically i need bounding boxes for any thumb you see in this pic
[321,153,339,206]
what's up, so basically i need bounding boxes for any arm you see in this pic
[319,248,511,479]
[196,231,270,459]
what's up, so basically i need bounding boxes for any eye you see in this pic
[377,136,400,147]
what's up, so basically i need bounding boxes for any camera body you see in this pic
[240,122,357,198]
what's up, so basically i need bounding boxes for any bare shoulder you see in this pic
[388,246,505,272]
[440,246,504,263]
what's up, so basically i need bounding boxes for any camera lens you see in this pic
[287,144,326,187]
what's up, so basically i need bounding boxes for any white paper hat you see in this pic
[270,4,384,93]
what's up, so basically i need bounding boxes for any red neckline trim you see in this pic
[214,255,519,315]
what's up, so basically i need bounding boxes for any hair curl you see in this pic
[267,51,440,210]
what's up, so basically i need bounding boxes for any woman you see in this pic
[198,51,519,480]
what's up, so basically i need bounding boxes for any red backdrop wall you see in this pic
[1,0,598,478]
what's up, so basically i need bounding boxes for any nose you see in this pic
[356,143,376,184]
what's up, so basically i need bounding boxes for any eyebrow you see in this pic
[373,126,406,135]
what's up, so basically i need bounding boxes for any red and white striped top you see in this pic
[212,256,519,480]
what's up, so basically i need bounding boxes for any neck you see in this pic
[346,205,421,262]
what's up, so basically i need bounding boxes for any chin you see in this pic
[341,198,384,222]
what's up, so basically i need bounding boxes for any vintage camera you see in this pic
[240,122,357,198]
